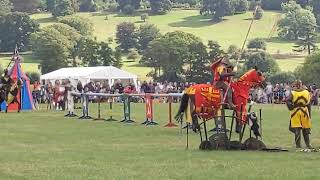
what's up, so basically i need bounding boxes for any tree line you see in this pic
[1,0,320,85]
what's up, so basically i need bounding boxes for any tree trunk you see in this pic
[307,35,311,55]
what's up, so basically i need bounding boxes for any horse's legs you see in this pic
[199,123,203,142]
[191,112,199,133]
[203,118,209,141]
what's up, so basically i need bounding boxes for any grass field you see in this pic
[276,57,305,72]
[1,103,320,179]
[0,54,41,73]
[31,10,295,54]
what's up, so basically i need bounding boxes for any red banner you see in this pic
[145,94,153,120]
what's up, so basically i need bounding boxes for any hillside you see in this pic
[0,10,305,79]
[32,10,294,54]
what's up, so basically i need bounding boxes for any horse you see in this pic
[175,68,267,149]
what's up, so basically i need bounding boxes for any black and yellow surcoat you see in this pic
[289,89,311,129]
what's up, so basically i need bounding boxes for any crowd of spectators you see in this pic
[249,82,319,105]
[74,80,197,95]
[31,79,320,111]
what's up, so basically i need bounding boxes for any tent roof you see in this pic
[9,60,29,81]
[40,66,138,80]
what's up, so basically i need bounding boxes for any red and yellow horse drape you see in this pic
[185,84,221,119]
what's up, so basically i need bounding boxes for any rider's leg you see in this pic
[302,128,312,148]
[217,81,235,109]
[294,128,302,148]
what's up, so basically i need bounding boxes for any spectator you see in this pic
[77,81,83,93]
[114,80,124,94]
[265,82,273,104]
[311,84,319,105]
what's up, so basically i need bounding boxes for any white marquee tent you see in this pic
[40,66,138,87]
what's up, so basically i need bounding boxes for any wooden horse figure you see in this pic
[175,67,266,149]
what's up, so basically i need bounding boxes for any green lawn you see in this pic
[28,10,310,78]
[1,103,320,179]
[121,60,152,81]
[31,10,295,54]
[0,54,41,73]
[276,57,305,72]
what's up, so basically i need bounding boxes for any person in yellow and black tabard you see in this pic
[286,80,312,148]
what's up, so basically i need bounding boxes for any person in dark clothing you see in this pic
[114,80,124,94]
[77,81,83,93]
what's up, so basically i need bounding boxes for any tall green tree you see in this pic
[77,38,122,67]
[116,0,140,14]
[201,0,233,21]
[31,23,83,72]
[0,12,39,52]
[234,0,248,13]
[46,0,56,11]
[30,27,72,73]
[295,52,320,85]
[244,51,280,74]
[137,23,161,51]
[296,0,309,7]
[10,0,40,12]
[141,31,206,82]
[79,0,99,12]
[247,38,267,51]
[0,0,12,16]
[116,22,137,52]
[149,0,172,14]
[98,42,122,67]
[59,15,93,36]
[185,41,211,83]
[311,0,320,25]
[261,0,286,10]
[293,23,317,55]
[52,0,75,17]
[278,1,316,40]
[207,40,224,59]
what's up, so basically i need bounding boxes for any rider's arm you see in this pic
[308,92,312,119]
[217,66,235,80]
[219,72,235,79]
[286,92,294,110]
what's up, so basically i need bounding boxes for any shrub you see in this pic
[122,4,134,14]
[141,13,149,22]
[254,6,263,20]
[127,48,140,60]
[247,38,266,50]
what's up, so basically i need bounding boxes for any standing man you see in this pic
[265,82,273,104]
[286,80,312,148]
[211,57,236,109]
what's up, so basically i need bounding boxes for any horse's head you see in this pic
[238,67,266,88]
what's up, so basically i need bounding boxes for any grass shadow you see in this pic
[126,63,147,68]
[36,16,56,24]
[134,21,145,24]
[168,15,226,28]
[264,37,295,44]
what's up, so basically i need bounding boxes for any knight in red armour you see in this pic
[211,57,236,109]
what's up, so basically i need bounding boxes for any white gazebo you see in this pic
[40,66,138,88]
